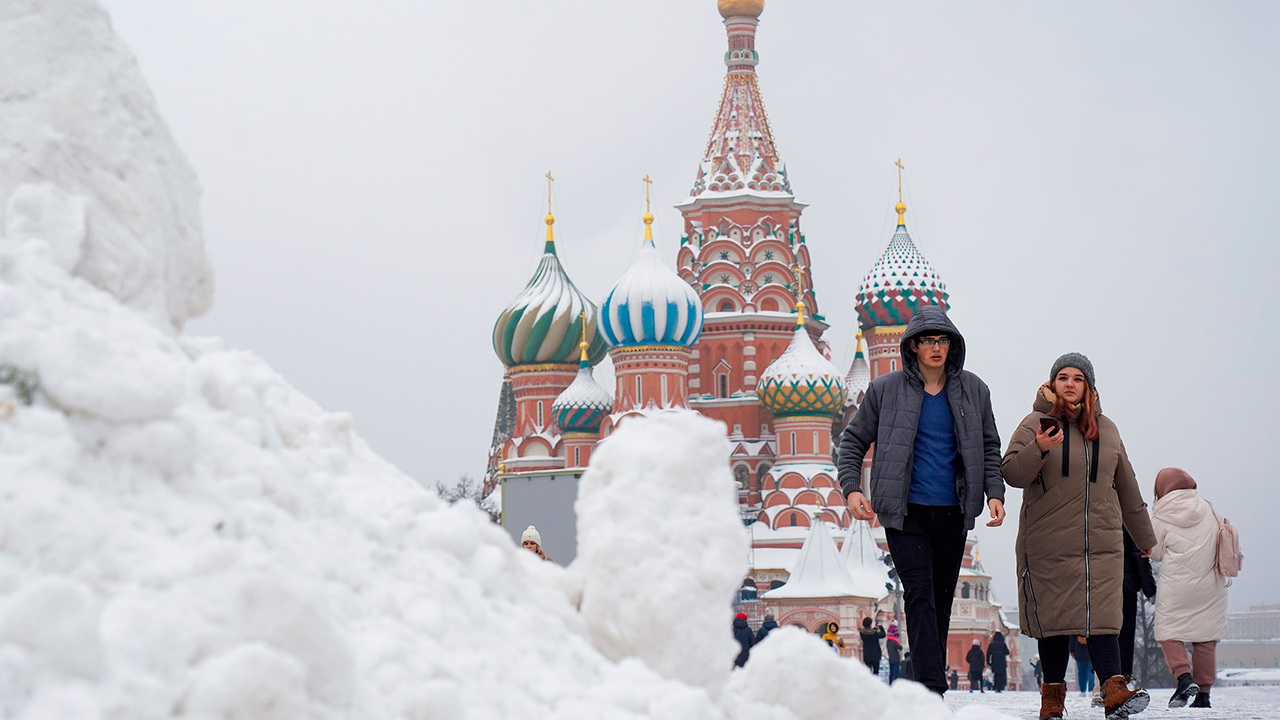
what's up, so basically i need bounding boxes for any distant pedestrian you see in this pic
[966,639,985,693]
[948,667,959,691]
[520,526,552,562]
[859,617,886,676]
[821,621,845,655]
[1002,353,1157,720]
[886,620,903,682]
[733,612,754,667]
[986,631,1010,692]
[1152,467,1228,709]
[1031,654,1042,686]
[1070,636,1093,695]
[837,307,1007,697]
[755,613,778,644]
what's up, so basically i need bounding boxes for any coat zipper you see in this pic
[1083,433,1092,634]
[1022,555,1044,637]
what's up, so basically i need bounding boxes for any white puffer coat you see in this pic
[1151,489,1228,642]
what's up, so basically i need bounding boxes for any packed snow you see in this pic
[0,1,1024,718]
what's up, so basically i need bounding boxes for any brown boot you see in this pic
[1103,674,1150,719]
[1039,682,1067,719]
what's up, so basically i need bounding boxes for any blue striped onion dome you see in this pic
[758,314,847,417]
[552,353,613,434]
[493,216,609,367]
[600,217,703,348]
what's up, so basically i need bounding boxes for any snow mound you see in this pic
[0,0,212,328]
[574,411,748,688]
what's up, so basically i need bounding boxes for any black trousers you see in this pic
[884,504,966,694]
[1119,588,1138,676]
[1039,635,1121,684]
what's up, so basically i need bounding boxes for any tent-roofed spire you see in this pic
[687,1,791,199]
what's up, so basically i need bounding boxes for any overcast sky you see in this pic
[98,0,1278,611]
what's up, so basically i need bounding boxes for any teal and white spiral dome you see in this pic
[552,348,614,434]
[599,215,703,348]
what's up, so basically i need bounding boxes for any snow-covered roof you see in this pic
[763,520,868,600]
[838,522,892,600]
[766,461,837,481]
[750,547,798,572]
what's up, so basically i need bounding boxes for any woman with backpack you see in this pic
[1151,467,1229,709]
[1002,354,1157,720]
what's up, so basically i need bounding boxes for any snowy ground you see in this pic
[943,686,1280,719]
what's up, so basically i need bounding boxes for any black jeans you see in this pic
[884,503,966,694]
[1119,588,1137,676]
[1039,635,1122,684]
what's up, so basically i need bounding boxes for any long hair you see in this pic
[1051,385,1099,441]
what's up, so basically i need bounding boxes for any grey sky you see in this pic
[99,0,1279,610]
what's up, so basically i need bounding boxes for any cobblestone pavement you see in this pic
[944,685,1280,719]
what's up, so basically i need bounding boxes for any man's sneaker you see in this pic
[1190,690,1211,708]
[1103,674,1150,720]
[1092,685,1104,707]
[1168,672,1199,708]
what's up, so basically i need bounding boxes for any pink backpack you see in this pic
[1207,501,1243,582]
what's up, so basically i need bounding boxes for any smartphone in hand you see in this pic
[1039,417,1060,436]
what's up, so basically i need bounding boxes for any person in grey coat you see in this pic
[837,305,1006,696]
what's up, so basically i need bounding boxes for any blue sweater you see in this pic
[909,390,959,506]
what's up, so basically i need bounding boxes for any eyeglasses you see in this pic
[916,336,951,348]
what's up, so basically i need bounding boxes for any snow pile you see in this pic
[575,412,747,688]
[0,1,1018,718]
[0,0,212,328]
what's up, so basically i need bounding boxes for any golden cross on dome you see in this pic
[545,171,555,214]
[578,311,590,364]
[895,159,904,204]
[792,260,808,326]
[643,175,653,214]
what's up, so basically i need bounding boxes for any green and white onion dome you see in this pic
[599,214,703,348]
[854,203,949,329]
[552,344,614,434]
[758,305,847,417]
[493,214,609,367]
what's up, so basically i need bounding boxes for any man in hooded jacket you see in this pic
[837,306,1006,696]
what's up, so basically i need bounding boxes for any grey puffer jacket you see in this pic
[836,306,1005,531]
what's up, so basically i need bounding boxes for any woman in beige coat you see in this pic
[1151,467,1227,709]
[1002,353,1157,720]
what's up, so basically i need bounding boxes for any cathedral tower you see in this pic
[677,0,826,502]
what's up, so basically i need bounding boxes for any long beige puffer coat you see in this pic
[1003,388,1156,638]
[1151,489,1228,642]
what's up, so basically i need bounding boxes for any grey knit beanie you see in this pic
[1050,352,1095,388]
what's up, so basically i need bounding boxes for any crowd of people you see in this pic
[726,307,1237,720]
[509,305,1240,718]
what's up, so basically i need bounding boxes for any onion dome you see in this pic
[493,213,608,367]
[718,0,764,19]
[553,340,613,434]
[844,331,870,406]
[600,212,703,348]
[854,200,949,329]
[758,303,847,417]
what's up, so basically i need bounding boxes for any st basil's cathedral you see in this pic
[485,0,1019,683]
